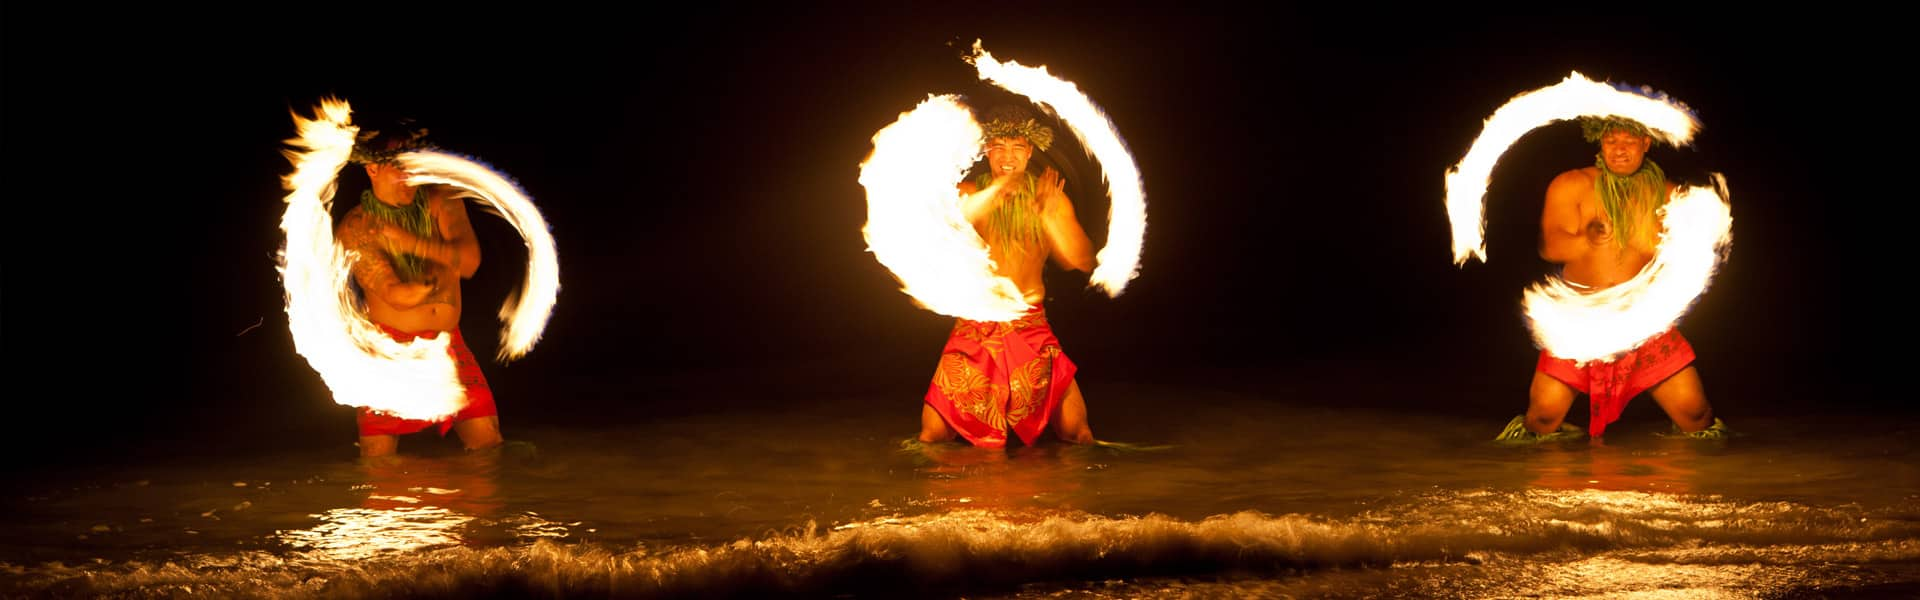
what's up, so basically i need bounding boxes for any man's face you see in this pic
[365,162,414,202]
[1598,129,1653,175]
[985,136,1033,177]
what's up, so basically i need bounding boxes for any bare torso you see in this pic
[1546,167,1665,290]
[986,234,1051,305]
[362,260,462,332]
[960,170,1095,306]
[339,186,471,333]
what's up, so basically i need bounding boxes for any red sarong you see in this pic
[356,325,498,437]
[1536,327,1694,437]
[924,307,1077,448]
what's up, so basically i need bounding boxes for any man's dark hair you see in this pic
[349,116,434,165]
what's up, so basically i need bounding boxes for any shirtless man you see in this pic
[337,125,503,457]
[1502,116,1724,440]
[918,105,1098,447]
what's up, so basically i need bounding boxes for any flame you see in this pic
[1523,178,1733,362]
[279,99,463,420]
[1443,72,1731,362]
[860,94,1031,322]
[1445,71,1700,265]
[858,43,1146,321]
[393,152,560,361]
[967,40,1146,296]
[277,98,558,420]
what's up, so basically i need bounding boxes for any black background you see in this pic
[3,9,1902,466]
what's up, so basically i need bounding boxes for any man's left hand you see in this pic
[1036,167,1067,213]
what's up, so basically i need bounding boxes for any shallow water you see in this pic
[3,377,1916,599]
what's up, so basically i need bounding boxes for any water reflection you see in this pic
[356,451,504,516]
[907,441,1094,513]
[276,506,472,561]
[1522,438,1704,494]
[273,451,503,560]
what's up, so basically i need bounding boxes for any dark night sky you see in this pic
[2,9,1904,464]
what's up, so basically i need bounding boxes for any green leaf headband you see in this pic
[349,126,436,165]
[1578,115,1659,145]
[981,117,1054,152]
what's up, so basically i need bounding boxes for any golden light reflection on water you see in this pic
[22,483,1916,599]
[1524,441,1702,494]
[908,443,1093,513]
[273,454,509,561]
[1525,555,1769,599]
[276,505,474,561]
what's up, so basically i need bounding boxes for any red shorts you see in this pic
[1537,327,1695,437]
[923,307,1077,448]
[356,325,498,437]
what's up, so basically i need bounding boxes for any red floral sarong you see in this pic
[356,325,498,437]
[1536,327,1695,437]
[924,307,1077,448]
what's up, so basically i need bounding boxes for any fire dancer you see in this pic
[1497,116,1728,442]
[918,105,1097,448]
[337,123,503,457]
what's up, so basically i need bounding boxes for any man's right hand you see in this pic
[1585,219,1613,247]
[961,174,1011,224]
[982,172,1017,200]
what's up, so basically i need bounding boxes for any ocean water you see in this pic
[3,371,1916,599]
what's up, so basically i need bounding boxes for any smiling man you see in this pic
[917,105,1098,448]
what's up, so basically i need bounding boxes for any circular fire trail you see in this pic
[279,99,558,420]
[1444,72,1731,362]
[860,41,1145,321]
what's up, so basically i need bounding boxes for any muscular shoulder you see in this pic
[1549,168,1595,191]
[337,206,370,231]
[421,183,458,200]
[336,207,376,246]
[1546,168,1595,203]
[416,184,456,208]
[425,185,475,217]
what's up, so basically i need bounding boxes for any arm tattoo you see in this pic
[339,210,406,295]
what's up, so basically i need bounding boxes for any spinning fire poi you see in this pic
[1443,73,1732,440]
[278,98,559,456]
[858,41,1143,448]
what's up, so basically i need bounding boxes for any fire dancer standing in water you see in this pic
[337,124,503,457]
[918,105,1098,447]
[1497,116,1729,442]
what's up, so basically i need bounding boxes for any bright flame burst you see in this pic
[858,41,1145,321]
[278,98,559,420]
[967,40,1145,297]
[1523,178,1732,362]
[396,153,560,361]
[859,95,1031,321]
[1444,72,1732,362]
[1446,71,1701,265]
